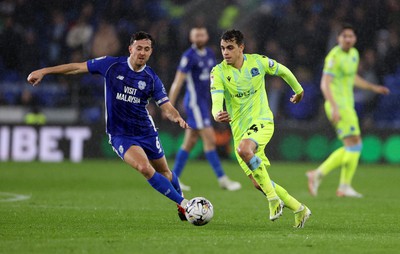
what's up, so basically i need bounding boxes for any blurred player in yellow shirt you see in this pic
[307,23,390,198]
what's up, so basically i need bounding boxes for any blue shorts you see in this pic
[184,101,212,130]
[109,134,165,160]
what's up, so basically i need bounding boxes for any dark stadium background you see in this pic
[0,0,399,163]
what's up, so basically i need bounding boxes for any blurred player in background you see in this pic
[27,31,191,220]
[307,23,390,198]
[168,26,241,191]
[211,29,311,228]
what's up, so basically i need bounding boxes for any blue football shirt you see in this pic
[87,56,169,137]
[177,46,216,128]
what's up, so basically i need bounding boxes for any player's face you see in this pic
[220,39,244,66]
[190,28,209,49]
[338,29,357,52]
[129,39,153,69]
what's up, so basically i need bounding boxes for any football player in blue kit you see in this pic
[168,27,241,191]
[27,31,190,220]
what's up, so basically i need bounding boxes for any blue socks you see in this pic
[147,172,184,204]
[170,171,182,195]
[173,149,189,177]
[174,149,225,179]
[205,150,225,178]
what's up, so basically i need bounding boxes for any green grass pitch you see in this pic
[1,160,399,254]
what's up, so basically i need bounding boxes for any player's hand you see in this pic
[27,70,45,86]
[215,111,231,123]
[290,91,304,104]
[372,85,390,95]
[175,117,190,129]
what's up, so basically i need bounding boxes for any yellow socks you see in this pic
[274,182,302,212]
[340,149,361,185]
[252,163,278,200]
[319,147,345,176]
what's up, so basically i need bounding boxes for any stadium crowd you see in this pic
[0,0,399,126]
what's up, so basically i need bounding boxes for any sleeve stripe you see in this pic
[211,90,224,94]
[323,71,335,77]
[156,97,169,106]
[274,63,279,75]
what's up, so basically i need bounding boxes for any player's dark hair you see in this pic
[221,29,244,45]
[130,31,155,47]
[338,23,356,35]
[191,25,207,30]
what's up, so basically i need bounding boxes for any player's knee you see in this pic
[135,163,153,178]
[182,137,197,151]
[237,146,253,160]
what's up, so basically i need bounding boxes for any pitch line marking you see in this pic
[0,192,31,202]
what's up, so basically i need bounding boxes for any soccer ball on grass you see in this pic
[185,197,214,226]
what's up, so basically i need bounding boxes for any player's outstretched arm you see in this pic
[354,74,390,95]
[160,102,190,129]
[27,62,88,86]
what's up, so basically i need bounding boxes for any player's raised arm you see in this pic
[27,62,88,86]
[160,101,190,129]
[354,74,390,95]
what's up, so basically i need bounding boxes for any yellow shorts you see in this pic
[324,102,361,140]
[233,121,274,176]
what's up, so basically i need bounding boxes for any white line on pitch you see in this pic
[0,192,31,202]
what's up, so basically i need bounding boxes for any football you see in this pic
[185,197,214,226]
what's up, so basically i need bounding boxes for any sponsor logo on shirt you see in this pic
[268,59,275,68]
[180,56,188,68]
[92,56,106,63]
[116,75,124,80]
[116,85,141,104]
[327,60,334,69]
[231,89,257,98]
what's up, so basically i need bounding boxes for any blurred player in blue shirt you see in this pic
[27,31,191,220]
[168,27,241,191]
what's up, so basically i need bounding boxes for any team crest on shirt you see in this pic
[138,81,146,90]
[251,68,260,77]
[119,145,124,154]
